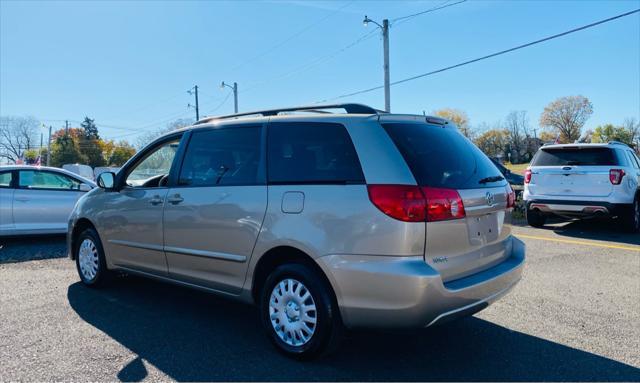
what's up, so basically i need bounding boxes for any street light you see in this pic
[220,81,239,113]
[363,15,390,112]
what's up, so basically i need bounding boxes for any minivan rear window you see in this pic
[532,147,618,166]
[383,123,506,189]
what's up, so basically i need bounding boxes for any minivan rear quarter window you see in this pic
[268,122,364,184]
[532,147,618,166]
[383,123,506,189]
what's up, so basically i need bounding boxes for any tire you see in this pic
[259,263,342,360]
[622,196,640,233]
[526,207,546,228]
[74,227,110,287]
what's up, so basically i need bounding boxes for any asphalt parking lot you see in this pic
[0,221,638,381]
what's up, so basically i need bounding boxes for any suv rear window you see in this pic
[267,122,364,184]
[383,123,506,189]
[532,147,618,166]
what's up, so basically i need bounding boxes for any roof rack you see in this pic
[608,140,631,147]
[195,103,383,125]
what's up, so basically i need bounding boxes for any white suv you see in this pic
[524,142,640,232]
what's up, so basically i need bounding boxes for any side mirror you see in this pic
[97,172,116,190]
[79,183,92,192]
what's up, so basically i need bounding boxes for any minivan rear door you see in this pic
[382,121,512,282]
[529,147,617,197]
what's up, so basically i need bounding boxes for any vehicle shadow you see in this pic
[0,234,67,263]
[67,277,640,382]
[547,219,638,246]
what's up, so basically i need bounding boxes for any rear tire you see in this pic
[75,228,110,287]
[259,263,342,360]
[622,196,640,233]
[526,207,546,228]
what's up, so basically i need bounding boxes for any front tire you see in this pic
[526,207,546,228]
[75,228,110,287]
[259,263,342,360]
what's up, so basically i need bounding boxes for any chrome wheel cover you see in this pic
[269,278,317,347]
[78,239,99,281]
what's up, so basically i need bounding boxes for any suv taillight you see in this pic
[524,169,532,184]
[367,185,465,222]
[609,169,625,185]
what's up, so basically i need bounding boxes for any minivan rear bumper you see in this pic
[316,236,525,328]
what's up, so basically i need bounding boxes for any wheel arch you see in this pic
[69,218,99,260]
[250,246,340,311]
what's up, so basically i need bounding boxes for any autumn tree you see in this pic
[539,95,593,143]
[475,129,509,158]
[504,111,531,162]
[0,116,39,163]
[108,141,136,166]
[592,119,640,146]
[433,108,473,139]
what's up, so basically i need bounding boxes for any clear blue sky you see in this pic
[1,0,639,142]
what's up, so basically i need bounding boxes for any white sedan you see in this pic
[0,165,96,236]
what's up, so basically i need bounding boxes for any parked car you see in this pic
[524,141,640,231]
[93,166,120,180]
[0,165,96,236]
[67,104,525,358]
[490,158,525,191]
[63,163,94,180]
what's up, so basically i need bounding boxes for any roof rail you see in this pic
[195,103,382,125]
[608,140,631,147]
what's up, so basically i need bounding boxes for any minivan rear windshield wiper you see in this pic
[478,175,504,184]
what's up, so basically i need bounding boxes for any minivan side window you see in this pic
[267,122,364,184]
[126,139,180,187]
[178,126,262,186]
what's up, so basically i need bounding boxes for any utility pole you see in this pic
[47,125,52,166]
[65,120,69,135]
[221,81,239,113]
[364,16,390,112]
[188,85,200,121]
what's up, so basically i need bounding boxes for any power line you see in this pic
[391,0,466,26]
[315,8,640,103]
[230,1,354,72]
[240,0,465,95]
[204,90,233,116]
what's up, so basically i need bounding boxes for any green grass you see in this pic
[505,162,529,175]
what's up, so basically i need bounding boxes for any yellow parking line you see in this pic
[515,234,640,252]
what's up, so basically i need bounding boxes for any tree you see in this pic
[475,129,509,158]
[592,120,639,146]
[0,116,39,163]
[50,132,84,167]
[78,117,105,167]
[108,141,136,166]
[539,131,557,143]
[540,95,593,143]
[433,108,473,139]
[504,111,531,163]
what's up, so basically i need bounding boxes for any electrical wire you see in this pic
[315,8,640,104]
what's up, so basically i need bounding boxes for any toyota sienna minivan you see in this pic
[68,104,525,358]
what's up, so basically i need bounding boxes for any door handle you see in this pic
[150,195,163,205]
[15,197,29,202]
[167,194,184,204]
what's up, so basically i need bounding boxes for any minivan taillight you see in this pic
[524,169,532,184]
[506,185,516,209]
[367,185,426,222]
[421,187,466,221]
[367,185,467,222]
[609,169,625,185]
